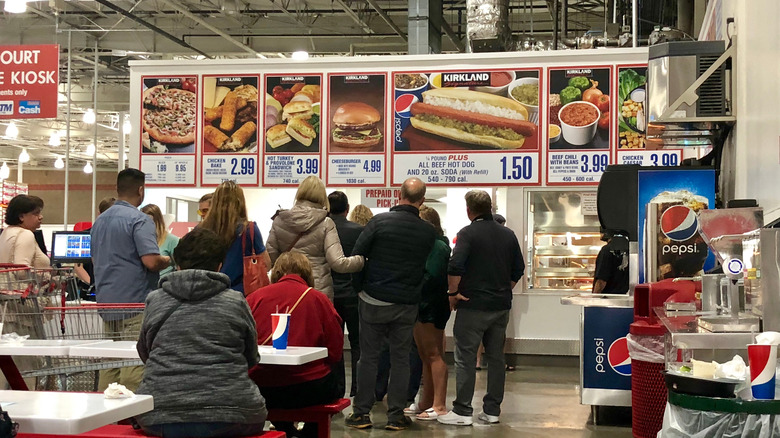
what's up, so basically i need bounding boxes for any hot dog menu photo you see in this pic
[201,75,260,186]
[326,73,387,186]
[262,75,322,186]
[546,66,612,185]
[391,69,541,186]
[140,76,197,186]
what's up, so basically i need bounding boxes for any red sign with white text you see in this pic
[0,45,59,119]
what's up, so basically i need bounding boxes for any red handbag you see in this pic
[242,221,270,296]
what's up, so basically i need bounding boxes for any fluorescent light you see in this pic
[83,162,93,174]
[48,132,61,146]
[277,53,286,58]
[122,117,132,135]
[0,162,9,180]
[4,0,27,13]
[123,152,128,161]
[292,51,309,60]
[83,108,96,124]
[5,122,18,139]
[18,148,30,163]
[256,53,267,59]
[54,157,64,169]
[86,143,96,156]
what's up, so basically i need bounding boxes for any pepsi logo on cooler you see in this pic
[394,93,419,118]
[608,337,631,376]
[660,205,699,241]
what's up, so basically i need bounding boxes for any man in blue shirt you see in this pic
[91,168,170,391]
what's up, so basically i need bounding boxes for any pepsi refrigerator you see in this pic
[578,166,715,411]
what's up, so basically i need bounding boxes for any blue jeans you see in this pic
[141,421,265,438]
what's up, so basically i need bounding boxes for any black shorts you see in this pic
[418,295,450,330]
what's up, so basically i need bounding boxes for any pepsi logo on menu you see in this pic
[394,93,419,118]
[608,337,631,376]
[660,205,699,242]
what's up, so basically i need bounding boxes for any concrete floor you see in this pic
[330,356,634,437]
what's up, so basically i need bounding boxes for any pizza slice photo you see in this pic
[142,79,197,152]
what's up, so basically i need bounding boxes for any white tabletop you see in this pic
[257,346,327,365]
[69,341,139,359]
[69,341,327,365]
[0,390,153,435]
[0,339,112,357]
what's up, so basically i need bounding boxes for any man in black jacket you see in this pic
[328,190,364,398]
[438,190,524,426]
[346,177,435,431]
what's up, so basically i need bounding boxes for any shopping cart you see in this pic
[0,264,145,391]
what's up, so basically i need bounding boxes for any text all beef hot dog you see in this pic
[408,88,537,149]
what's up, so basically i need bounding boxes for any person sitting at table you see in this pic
[135,228,267,438]
[247,251,344,438]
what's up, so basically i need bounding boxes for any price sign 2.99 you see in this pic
[203,155,258,185]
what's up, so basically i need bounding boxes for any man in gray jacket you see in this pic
[135,228,267,438]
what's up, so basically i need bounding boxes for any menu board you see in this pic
[391,69,541,186]
[140,76,198,186]
[262,74,323,186]
[201,75,260,186]
[546,66,612,185]
[326,73,387,186]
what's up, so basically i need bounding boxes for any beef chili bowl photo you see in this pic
[558,100,600,146]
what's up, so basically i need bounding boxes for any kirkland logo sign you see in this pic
[18,100,40,115]
[0,101,12,115]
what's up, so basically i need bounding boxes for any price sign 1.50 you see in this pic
[500,156,533,180]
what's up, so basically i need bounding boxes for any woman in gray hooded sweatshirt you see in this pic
[267,175,364,301]
[135,228,267,438]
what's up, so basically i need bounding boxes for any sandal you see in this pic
[403,403,421,415]
[416,408,441,421]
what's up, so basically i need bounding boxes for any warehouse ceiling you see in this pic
[0,0,613,171]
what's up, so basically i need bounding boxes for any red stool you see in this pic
[266,398,351,438]
[18,425,286,438]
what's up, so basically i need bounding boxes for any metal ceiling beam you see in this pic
[441,19,465,52]
[267,0,310,28]
[332,0,374,34]
[365,0,407,41]
[91,0,212,58]
[156,0,261,57]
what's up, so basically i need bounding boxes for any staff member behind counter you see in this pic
[592,230,629,294]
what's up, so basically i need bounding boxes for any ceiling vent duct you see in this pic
[467,0,510,52]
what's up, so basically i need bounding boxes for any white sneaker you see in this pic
[477,411,499,424]
[437,411,473,426]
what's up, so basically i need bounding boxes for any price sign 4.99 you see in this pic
[547,151,610,185]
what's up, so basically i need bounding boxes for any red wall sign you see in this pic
[0,44,60,120]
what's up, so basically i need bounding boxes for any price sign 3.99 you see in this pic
[547,151,610,185]
[617,150,682,167]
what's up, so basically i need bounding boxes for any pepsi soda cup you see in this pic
[749,344,777,399]
[393,73,429,150]
[271,313,290,350]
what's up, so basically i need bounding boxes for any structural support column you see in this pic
[408,0,442,54]
[91,40,98,222]
[119,111,127,173]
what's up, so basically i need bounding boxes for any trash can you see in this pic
[628,322,666,438]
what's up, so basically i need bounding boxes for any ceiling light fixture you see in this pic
[83,162,93,174]
[86,143,96,156]
[54,157,65,169]
[292,51,309,60]
[0,162,9,180]
[18,148,30,164]
[122,117,132,135]
[5,122,19,139]
[3,0,27,14]
[82,108,96,124]
[48,132,61,146]
[123,152,128,161]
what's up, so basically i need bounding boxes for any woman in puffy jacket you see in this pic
[267,176,364,301]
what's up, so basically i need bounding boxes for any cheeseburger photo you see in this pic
[410,88,536,149]
[331,102,382,149]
